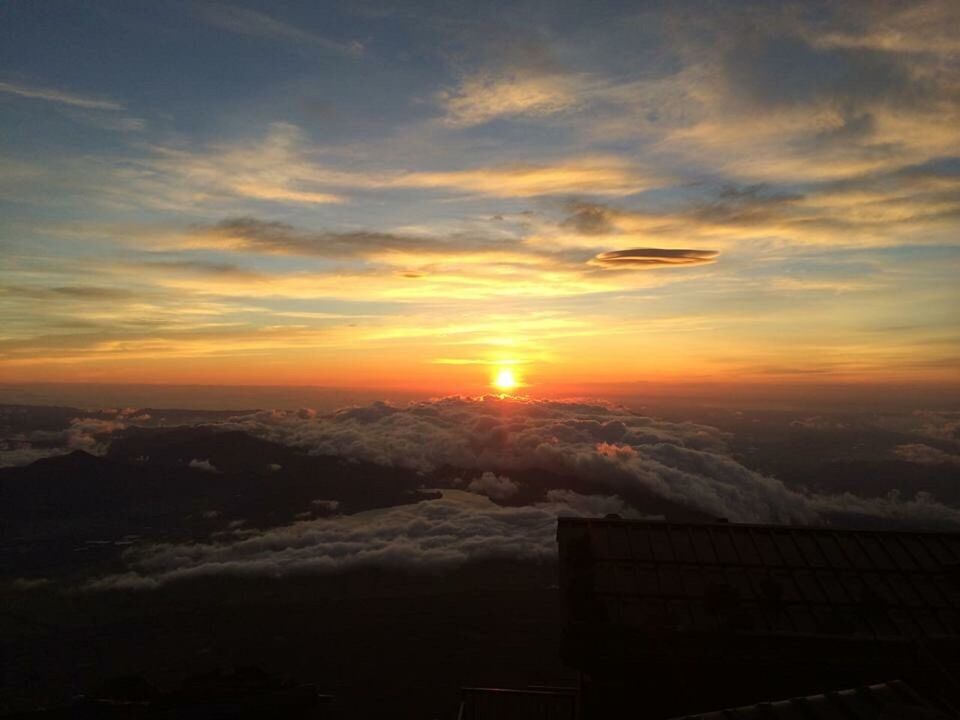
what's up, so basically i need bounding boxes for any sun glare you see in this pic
[492,367,519,393]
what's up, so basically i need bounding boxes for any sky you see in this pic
[1,0,958,395]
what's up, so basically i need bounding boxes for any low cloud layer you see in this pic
[222,397,960,527]
[0,416,126,468]
[89,489,639,589]
[466,471,520,499]
[895,443,960,467]
[83,396,960,589]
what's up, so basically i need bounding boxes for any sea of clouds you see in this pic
[82,397,960,589]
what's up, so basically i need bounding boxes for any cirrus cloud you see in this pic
[0,80,124,111]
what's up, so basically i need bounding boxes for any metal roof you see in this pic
[667,680,955,719]
[557,518,960,640]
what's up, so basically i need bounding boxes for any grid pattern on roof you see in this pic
[668,680,953,720]
[558,519,960,640]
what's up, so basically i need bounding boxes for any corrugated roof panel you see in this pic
[936,608,956,634]
[635,564,659,595]
[669,598,695,631]
[793,570,826,603]
[710,527,740,564]
[815,570,850,604]
[838,572,865,603]
[649,524,677,562]
[940,578,960,607]
[807,607,831,635]
[838,535,871,568]
[814,533,851,569]
[917,535,955,564]
[912,608,945,636]
[623,597,669,629]
[770,531,804,566]
[888,537,923,571]
[560,520,589,546]
[912,574,948,605]
[689,599,719,632]
[594,561,632,594]
[628,525,654,561]
[682,566,707,598]
[794,533,829,568]
[739,601,766,632]
[723,567,753,600]
[849,610,876,638]
[593,561,616,592]
[745,568,773,602]
[861,572,897,604]
[730,527,762,565]
[897,574,927,607]
[900,535,942,570]
[603,524,633,560]
[858,535,896,570]
[940,535,960,561]
[786,605,818,634]
[658,566,685,597]
[749,529,783,566]
[888,607,921,637]
[865,608,900,637]
[771,568,801,602]
[690,526,718,564]
[558,518,960,641]
[601,595,622,624]
[701,567,727,593]
[587,525,611,559]
[670,526,699,563]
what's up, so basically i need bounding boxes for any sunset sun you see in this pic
[492,367,519,393]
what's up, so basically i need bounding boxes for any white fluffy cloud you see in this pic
[0,445,65,468]
[81,397,960,590]
[188,458,220,473]
[467,471,520,499]
[439,70,585,126]
[220,396,960,525]
[88,488,641,589]
[0,417,127,467]
[895,443,960,467]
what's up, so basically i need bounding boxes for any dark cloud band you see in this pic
[194,217,513,259]
[591,248,719,268]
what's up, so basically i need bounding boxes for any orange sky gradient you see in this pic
[1,1,958,397]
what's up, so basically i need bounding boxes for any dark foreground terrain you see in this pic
[0,419,580,716]
[1,563,567,717]
[2,400,959,716]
